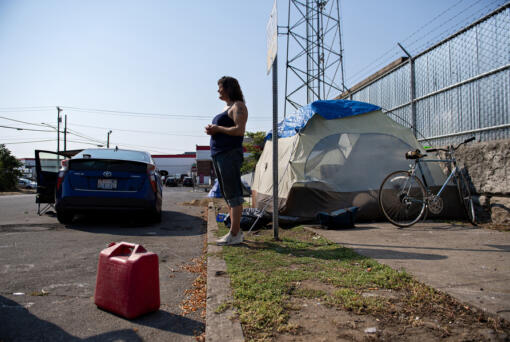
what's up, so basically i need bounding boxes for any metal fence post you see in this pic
[398,43,416,136]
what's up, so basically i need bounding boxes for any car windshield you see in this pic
[73,149,151,164]
[69,159,147,173]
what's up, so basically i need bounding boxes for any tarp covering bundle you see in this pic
[252,99,463,221]
[207,179,222,198]
[224,208,272,231]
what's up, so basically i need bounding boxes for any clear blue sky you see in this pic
[0,0,505,158]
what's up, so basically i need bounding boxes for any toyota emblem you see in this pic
[103,171,112,177]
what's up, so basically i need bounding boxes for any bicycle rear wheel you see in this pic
[379,171,427,227]
[455,170,476,225]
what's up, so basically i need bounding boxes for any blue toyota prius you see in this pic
[35,148,163,224]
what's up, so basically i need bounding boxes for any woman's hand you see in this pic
[205,124,219,135]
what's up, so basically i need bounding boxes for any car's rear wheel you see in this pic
[57,210,74,224]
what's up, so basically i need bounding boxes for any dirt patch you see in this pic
[275,295,509,341]
[298,279,336,296]
[361,289,401,301]
[276,297,380,342]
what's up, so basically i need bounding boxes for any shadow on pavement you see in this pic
[351,248,448,260]
[1,296,204,341]
[133,309,205,335]
[339,242,510,254]
[306,225,378,231]
[62,210,206,237]
[486,244,510,252]
[0,296,142,342]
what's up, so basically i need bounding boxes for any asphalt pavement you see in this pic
[0,187,208,342]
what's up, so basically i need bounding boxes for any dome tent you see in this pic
[252,99,464,222]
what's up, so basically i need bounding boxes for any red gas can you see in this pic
[94,242,160,319]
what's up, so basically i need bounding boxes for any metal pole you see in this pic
[64,115,67,152]
[397,43,416,136]
[56,106,62,164]
[107,130,112,148]
[272,55,279,240]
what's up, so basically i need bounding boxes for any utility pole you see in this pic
[107,130,112,148]
[64,115,67,152]
[57,107,62,163]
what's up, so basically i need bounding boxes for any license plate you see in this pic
[97,179,117,190]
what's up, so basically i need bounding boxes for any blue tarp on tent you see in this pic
[208,179,222,198]
[266,99,380,140]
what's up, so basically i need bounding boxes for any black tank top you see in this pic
[210,109,243,157]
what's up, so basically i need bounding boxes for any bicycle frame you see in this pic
[408,150,459,199]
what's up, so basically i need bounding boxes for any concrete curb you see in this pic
[205,203,244,342]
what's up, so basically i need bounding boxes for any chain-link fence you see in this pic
[343,3,510,147]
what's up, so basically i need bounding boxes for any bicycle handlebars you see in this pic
[426,137,475,153]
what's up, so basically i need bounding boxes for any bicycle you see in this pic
[378,137,476,227]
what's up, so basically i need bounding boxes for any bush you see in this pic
[0,144,22,191]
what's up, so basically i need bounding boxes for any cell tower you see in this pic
[284,0,346,117]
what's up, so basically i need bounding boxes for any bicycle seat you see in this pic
[405,149,426,159]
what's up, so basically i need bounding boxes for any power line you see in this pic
[400,0,467,45]
[111,141,198,154]
[0,106,271,121]
[62,106,271,121]
[3,139,55,145]
[405,0,488,51]
[407,0,506,54]
[0,124,55,132]
[71,122,204,137]
[0,106,54,112]
[66,139,105,146]
[0,116,50,127]
[65,128,106,145]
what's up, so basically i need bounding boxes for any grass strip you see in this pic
[216,225,414,340]
[216,225,509,341]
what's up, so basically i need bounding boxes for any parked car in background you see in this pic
[18,178,37,189]
[183,177,193,187]
[165,177,177,187]
[35,148,163,224]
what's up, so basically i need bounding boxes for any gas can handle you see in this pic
[132,244,147,254]
[109,242,146,257]
[127,244,147,261]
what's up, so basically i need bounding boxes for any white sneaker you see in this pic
[216,232,232,244]
[216,231,244,246]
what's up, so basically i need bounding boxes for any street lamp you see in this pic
[107,130,113,148]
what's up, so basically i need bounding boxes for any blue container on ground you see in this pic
[316,206,358,229]
[216,213,227,222]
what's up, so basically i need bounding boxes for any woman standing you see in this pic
[205,76,248,245]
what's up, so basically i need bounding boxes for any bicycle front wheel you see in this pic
[379,171,427,227]
[456,170,476,225]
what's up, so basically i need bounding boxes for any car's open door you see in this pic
[35,150,65,215]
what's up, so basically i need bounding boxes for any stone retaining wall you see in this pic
[446,138,510,224]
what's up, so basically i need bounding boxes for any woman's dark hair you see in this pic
[218,76,245,103]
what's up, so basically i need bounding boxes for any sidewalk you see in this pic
[205,203,244,342]
[306,222,510,322]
